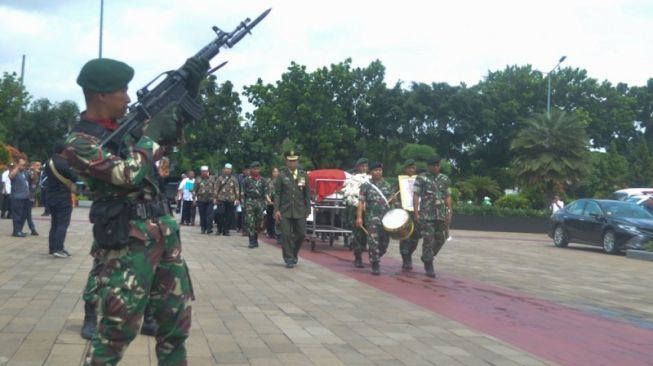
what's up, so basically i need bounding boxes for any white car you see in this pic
[611,188,653,201]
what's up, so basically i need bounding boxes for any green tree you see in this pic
[175,77,243,174]
[456,176,502,204]
[510,110,590,201]
[0,72,30,141]
[6,98,77,161]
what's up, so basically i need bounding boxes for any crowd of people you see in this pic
[172,162,281,245]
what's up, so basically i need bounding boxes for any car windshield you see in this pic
[601,202,653,219]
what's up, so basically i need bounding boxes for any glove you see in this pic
[182,57,210,98]
[143,104,181,145]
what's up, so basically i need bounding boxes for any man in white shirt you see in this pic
[177,171,196,225]
[1,166,12,219]
[550,195,564,213]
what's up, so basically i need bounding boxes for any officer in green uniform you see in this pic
[396,159,421,271]
[243,161,268,248]
[274,150,311,268]
[356,162,395,275]
[66,56,207,365]
[349,157,369,268]
[413,155,452,278]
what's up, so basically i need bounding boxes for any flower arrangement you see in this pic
[341,173,370,207]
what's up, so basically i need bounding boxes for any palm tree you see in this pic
[510,110,590,201]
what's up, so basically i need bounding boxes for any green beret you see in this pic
[369,161,383,170]
[355,157,369,166]
[77,58,134,92]
[403,159,416,168]
[427,155,441,165]
[250,161,261,168]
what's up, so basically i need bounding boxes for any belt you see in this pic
[129,200,170,220]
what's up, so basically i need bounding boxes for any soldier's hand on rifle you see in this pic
[143,104,181,145]
[182,57,210,98]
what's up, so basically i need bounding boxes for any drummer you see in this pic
[396,159,421,271]
[356,162,396,275]
[350,157,370,269]
[413,155,452,278]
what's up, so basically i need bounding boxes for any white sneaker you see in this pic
[52,251,68,258]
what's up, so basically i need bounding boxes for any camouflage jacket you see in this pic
[243,176,268,205]
[414,172,451,221]
[359,179,395,223]
[63,116,164,202]
[194,175,215,202]
[215,174,240,202]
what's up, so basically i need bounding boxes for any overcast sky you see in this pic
[1,0,652,109]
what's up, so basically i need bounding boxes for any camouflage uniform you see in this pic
[64,116,193,365]
[194,174,216,233]
[359,179,394,263]
[393,178,421,261]
[243,175,268,246]
[413,172,451,262]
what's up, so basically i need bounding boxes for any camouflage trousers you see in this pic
[345,206,367,254]
[85,214,193,366]
[419,220,448,263]
[244,200,265,237]
[399,211,421,256]
[366,218,389,263]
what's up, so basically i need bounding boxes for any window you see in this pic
[567,201,585,215]
[584,201,602,217]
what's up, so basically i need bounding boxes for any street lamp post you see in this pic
[99,0,104,58]
[546,55,567,118]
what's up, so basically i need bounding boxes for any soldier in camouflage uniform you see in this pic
[242,161,268,248]
[349,158,369,268]
[395,159,421,271]
[194,165,216,234]
[356,162,395,275]
[413,155,452,278]
[66,57,207,365]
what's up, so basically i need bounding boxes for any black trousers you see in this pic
[197,201,213,232]
[217,201,235,234]
[11,198,30,234]
[1,193,11,218]
[181,200,193,224]
[266,204,276,237]
[41,190,49,214]
[48,197,72,253]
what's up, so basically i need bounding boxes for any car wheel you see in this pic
[553,225,569,247]
[602,230,619,254]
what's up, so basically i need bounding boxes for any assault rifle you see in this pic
[102,8,271,157]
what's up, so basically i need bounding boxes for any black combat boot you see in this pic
[354,253,364,268]
[371,261,380,275]
[424,261,436,278]
[405,255,413,271]
[80,301,97,340]
[140,310,158,336]
[401,254,410,271]
[248,235,258,248]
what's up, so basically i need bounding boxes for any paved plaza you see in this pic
[0,207,652,365]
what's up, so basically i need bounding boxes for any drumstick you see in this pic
[359,225,370,236]
[387,190,400,204]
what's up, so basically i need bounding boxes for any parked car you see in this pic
[549,199,653,254]
[611,188,653,201]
